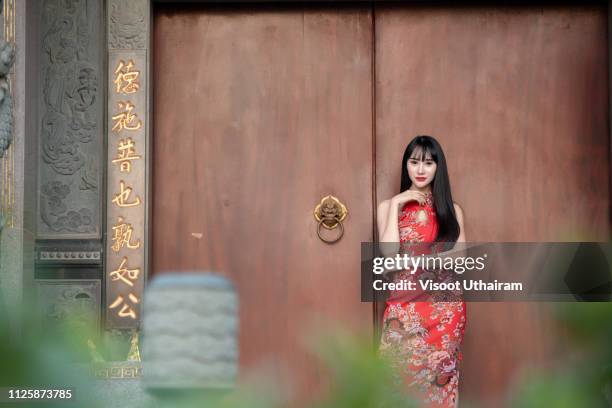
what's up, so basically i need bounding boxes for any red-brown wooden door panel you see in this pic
[153,4,373,405]
[374,5,609,406]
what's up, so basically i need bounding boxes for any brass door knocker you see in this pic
[313,195,348,244]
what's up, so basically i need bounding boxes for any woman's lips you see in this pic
[415,177,427,181]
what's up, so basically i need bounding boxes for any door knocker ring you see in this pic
[313,195,348,244]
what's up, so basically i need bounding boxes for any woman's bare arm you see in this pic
[377,190,426,258]
[377,199,400,257]
[455,203,466,243]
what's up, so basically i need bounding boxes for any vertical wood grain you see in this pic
[153,5,373,405]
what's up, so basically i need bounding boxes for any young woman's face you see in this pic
[407,150,437,189]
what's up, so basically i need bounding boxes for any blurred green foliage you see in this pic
[306,329,418,408]
[0,298,101,408]
[509,303,612,408]
[2,295,612,407]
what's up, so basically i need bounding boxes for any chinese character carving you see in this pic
[112,101,142,132]
[114,59,140,94]
[109,293,140,319]
[110,257,140,287]
[112,180,141,208]
[112,137,141,173]
[111,216,141,252]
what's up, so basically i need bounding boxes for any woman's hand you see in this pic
[391,190,427,207]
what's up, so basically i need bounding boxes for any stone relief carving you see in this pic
[109,0,147,50]
[0,41,14,160]
[46,286,97,323]
[38,0,101,236]
[40,180,93,233]
[0,40,14,234]
[80,158,98,190]
[38,281,100,334]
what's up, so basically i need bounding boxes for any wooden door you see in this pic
[374,4,609,406]
[153,4,374,405]
[153,3,609,406]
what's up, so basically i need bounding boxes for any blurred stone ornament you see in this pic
[142,272,238,391]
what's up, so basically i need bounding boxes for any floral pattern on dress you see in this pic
[379,191,467,408]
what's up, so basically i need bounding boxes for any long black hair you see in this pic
[400,135,460,243]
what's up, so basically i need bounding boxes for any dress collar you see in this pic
[423,191,434,207]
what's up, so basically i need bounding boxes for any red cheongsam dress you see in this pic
[379,191,467,407]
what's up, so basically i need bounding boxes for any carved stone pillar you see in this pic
[0,0,20,340]
[32,0,105,338]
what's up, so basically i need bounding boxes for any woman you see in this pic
[377,135,467,407]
